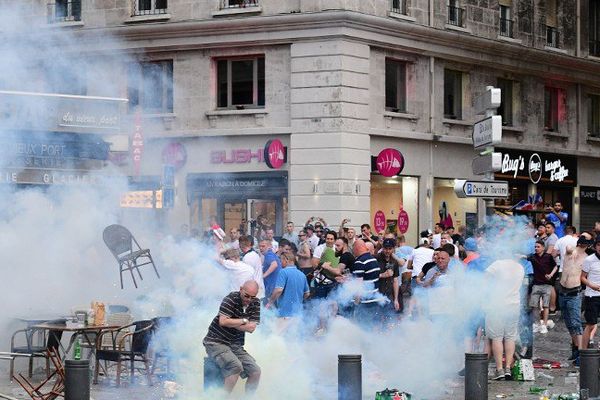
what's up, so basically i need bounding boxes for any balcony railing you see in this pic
[133,0,167,16]
[391,0,408,15]
[448,5,464,27]
[221,0,259,8]
[546,26,559,48]
[590,40,600,57]
[47,1,81,23]
[500,18,513,38]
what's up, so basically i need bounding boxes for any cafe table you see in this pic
[31,322,122,360]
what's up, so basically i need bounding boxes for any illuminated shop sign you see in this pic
[580,186,600,204]
[494,148,577,187]
[371,148,405,177]
[210,149,264,164]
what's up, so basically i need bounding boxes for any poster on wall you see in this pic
[397,209,409,234]
[374,210,386,233]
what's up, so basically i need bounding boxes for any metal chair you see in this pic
[94,320,154,387]
[9,320,66,380]
[102,224,160,289]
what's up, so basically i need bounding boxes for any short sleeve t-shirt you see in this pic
[377,253,400,301]
[583,253,600,297]
[204,292,260,346]
[338,252,355,272]
[274,266,309,317]
[262,250,282,298]
[546,212,568,238]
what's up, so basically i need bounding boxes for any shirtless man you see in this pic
[561,232,593,363]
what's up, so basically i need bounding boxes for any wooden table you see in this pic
[31,322,121,360]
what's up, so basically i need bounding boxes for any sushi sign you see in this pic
[375,148,405,177]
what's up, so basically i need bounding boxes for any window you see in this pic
[134,0,167,16]
[499,5,513,38]
[385,59,407,113]
[217,57,265,109]
[497,79,513,126]
[544,86,566,132]
[590,0,600,56]
[48,0,81,23]
[222,0,258,8]
[128,60,173,114]
[391,0,407,15]
[589,95,600,138]
[448,0,464,27]
[444,69,462,120]
[545,0,558,47]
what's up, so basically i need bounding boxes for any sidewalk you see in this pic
[0,313,583,399]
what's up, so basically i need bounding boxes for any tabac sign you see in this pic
[494,148,577,187]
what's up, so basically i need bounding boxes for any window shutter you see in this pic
[546,0,557,27]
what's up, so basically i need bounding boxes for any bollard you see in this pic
[64,359,90,400]
[465,353,488,400]
[580,348,600,397]
[338,354,361,400]
[203,357,223,391]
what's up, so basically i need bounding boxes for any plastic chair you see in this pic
[102,224,160,289]
[94,320,154,387]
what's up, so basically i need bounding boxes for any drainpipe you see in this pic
[576,0,581,57]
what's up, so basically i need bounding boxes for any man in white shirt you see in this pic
[239,236,265,299]
[581,238,600,349]
[265,227,279,253]
[553,225,578,272]
[408,239,434,279]
[217,249,255,293]
[225,228,241,250]
[305,224,319,252]
[432,223,444,249]
[281,221,299,247]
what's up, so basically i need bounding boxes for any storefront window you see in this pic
[370,175,419,246]
[433,178,477,235]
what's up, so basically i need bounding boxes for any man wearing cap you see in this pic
[559,232,592,362]
[377,238,402,316]
[581,238,600,349]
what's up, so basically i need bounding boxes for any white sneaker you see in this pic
[547,320,555,329]
[533,323,540,333]
[539,324,548,334]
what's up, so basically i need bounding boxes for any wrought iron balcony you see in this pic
[546,26,559,48]
[47,0,81,23]
[448,5,464,27]
[500,17,513,38]
[391,0,407,15]
[133,0,167,16]
[221,0,259,8]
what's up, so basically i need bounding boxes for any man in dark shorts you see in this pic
[203,280,261,394]
[581,239,600,349]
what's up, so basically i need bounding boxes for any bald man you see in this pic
[203,280,261,394]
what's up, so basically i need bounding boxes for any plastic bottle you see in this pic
[73,338,82,360]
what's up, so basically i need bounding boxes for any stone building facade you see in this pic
[5,0,600,244]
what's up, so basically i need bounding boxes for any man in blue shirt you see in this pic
[546,202,568,238]
[259,240,282,302]
[267,252,310,326]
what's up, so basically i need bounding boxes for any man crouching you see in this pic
[203,280,261,394]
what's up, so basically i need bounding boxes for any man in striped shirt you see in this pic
[351,239,383,325]
[203,280,261,394]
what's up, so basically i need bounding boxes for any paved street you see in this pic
[0,312,584,400]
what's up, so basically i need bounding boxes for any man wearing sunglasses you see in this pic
[203,280,261,394]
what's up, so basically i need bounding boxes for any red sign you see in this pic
[131,111,144,176]
[397,209,409,234]
[264,139,285,169]
[376,148,404,177]
[210,149,264,164]
[374,210,386,233]
[162,142,187,170]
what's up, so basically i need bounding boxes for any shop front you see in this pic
[186,171,288,238]
[580,186,600,232]
[494,148,577,224]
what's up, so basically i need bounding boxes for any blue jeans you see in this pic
[559,292,583,336]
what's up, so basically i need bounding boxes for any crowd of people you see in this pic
[199,202,600,394]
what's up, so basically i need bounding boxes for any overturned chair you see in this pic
[102,224,160,289]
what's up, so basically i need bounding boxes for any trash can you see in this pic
[65,359,90,400]
[338,354,361,400]
[465,353,487,400]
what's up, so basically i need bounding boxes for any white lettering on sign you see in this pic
[61,111,119,128]
[206,180,267,188]
[545,159,569,182]
[529,159,541,173]
[501,154,524,178]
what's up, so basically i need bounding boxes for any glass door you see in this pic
[223,201,247,237]
[247,199,277,239]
